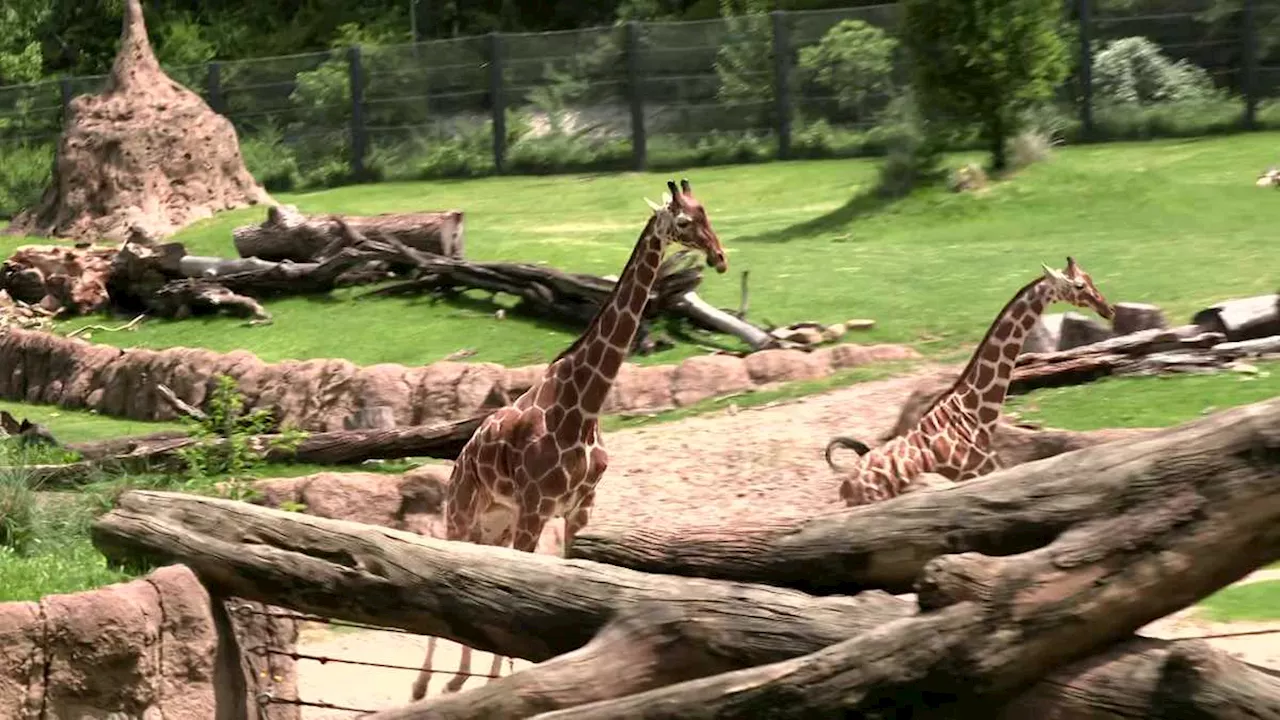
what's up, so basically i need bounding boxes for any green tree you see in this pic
[0,0,49,85]
[714,0,774,122]
[796,19,897,121]
[901,0,1071,172]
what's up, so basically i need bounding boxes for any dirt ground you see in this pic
[292,367,1280,717]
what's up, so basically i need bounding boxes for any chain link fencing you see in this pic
[2,0,1278,218]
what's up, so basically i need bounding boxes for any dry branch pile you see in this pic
[90,397,1280,717]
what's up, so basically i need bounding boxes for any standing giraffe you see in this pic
[410,179,727,700]
[825,257,1114,506]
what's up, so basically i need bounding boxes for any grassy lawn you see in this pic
[0,400,183,444]
[2,132,1273,368]
[1009,360,1280,430]
[1198,580,1280,622]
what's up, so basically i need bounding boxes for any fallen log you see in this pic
[232,204,465,262]
[542,399,1280,718]
[571,396,1280,595]
[1193,293,1280,342]
[31,414,489,487]
[89,397,1280,717]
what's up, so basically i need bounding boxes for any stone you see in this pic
[743,348,831,385]
[671,355,752,407]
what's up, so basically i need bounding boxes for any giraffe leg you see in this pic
[444,644,475,693]
[562,489,597,557]
[410,635,438,700]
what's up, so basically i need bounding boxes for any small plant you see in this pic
[176,376,304,500]
[0,466,39,555]
[278,500,308,513]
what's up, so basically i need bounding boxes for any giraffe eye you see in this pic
[675,214,692,226]
[1073,280,1086,289]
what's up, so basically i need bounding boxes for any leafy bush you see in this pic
[1092,37,1221,106]
[715,0,775,127]
[239,123,301,192]
[797,20,898,121]
[649,130,775,169]
[177,376,303,501]
[901,0,1071,171]
[873,93,945,198]
[0,142,51,219]
[0,466,38,555]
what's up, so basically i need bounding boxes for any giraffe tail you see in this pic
[824,435,871,470]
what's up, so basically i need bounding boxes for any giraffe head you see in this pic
[646,178,728,274]
[1040,256,1115,322]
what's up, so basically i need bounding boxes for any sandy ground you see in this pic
[291,367,1280,717]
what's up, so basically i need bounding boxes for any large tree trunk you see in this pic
[89,395,1280,718]
[572,397,1280,595]
[232,204,465,262]
[536,399,1280,718]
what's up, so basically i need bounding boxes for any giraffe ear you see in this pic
[661,191,673,206]
[644,197,663,212]
[1041,263,1065,281]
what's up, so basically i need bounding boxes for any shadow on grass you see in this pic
[734,186,908,244]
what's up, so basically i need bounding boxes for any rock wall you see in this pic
[0,564,298,720]
[0,328,920,432]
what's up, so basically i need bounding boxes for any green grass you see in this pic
[1009,360,1280,431]
[12,132,1277,369]
[0,401,183,445]
[1198,580,1280,622]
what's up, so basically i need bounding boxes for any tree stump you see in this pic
[1057,311,1115,350]
[231,204,465,262]
[2,0,270,242]
[1112,302,1168,336]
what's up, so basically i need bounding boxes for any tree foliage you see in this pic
[1092,36,1220,106]
[900,0,1071,171]
[797,19,897,119]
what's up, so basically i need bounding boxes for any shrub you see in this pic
[874,93,945,198]
[901,0,1072,172]
[0,466,38,555]
[0,142,52,219]
[1092,37,1221,106]
[797,20,898,121]
[239,123,301,192]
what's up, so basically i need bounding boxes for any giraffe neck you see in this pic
[557,214,670,417]
[920,278,1056,438]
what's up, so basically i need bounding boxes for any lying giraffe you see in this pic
[410,179,728,700]
[825,257,1114,506]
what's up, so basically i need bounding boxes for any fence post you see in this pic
[59,78,73,122]
[348,46,368,181]
[207,62,223,114]
[1242,0,1258,130]
[1077,0,1094,140]
[488,32,507,173]
[626,22,647,171]
[770,10,792,161]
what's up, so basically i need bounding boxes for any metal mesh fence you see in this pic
[0,1,1275,218]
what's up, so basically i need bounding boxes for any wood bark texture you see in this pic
[538,400,1280,718]
[232,204,465,261]
[88,396,1280,718]
[1193,293,1280,342]
[572,396,1280,595]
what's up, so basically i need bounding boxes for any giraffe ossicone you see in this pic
[827,256,1114,507]
[410,179,728,700]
